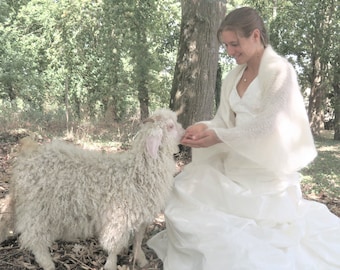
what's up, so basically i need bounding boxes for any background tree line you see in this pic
[0,0,180,124]
[0,0,339,139]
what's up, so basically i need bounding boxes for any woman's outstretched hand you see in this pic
[181,123,222,148]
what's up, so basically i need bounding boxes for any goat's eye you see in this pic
[167,123,174,130]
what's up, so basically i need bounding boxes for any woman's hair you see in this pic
[217,7,269,47]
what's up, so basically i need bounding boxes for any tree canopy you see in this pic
[1,0,338,139]
[244,0,339,137]
[0,0,180,122]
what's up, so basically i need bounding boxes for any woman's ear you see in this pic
[252,28,261,42]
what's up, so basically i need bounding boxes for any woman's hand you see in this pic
[181,123,222,148]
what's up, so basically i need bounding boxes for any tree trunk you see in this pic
[333,79,340,140]
[138,76,149,121]
[170,0,226,128]
[64,76,70,133]
[134,16,149,120]
[308,84,324,135]
[104,97,117,123]
[308,56,324,135]
[136,28,150,121]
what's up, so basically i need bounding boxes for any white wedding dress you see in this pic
[148,78,340,270]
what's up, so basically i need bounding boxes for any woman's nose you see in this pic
[226,46,235,57]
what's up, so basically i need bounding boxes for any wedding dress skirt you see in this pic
[148,155,340,269]
[148,78,340,269]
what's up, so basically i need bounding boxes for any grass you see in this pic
[301,130,340,216]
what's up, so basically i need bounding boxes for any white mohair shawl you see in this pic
[193,46,317,174]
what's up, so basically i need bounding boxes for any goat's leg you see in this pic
[30,244,55,270]
[100,226,129,270]
[0,195,14,243]
[18,227,55,270]
[104,252,118,270]
[133,222,148,267]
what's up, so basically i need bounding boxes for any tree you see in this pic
[267,0,338,136]
[170,0,226,128]
[0,0,181,123]
[130,0,156,120]
[332,50,340,140]
[0,0,46,108]
[128,0,181,120]
[244,0,339,138]
[328,1,340,140]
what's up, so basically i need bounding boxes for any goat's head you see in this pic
[142,109,184,159]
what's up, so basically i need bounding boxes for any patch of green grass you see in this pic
[301,130,340,215]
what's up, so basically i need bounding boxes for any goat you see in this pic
[0,108,184,270]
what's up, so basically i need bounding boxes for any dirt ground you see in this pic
[0,130,339,270]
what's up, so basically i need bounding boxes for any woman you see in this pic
[148,7,340,270]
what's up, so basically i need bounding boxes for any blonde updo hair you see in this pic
[217,7,269,47]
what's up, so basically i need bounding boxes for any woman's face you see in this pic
[220,30,259,65]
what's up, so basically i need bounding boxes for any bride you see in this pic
[148,6,340,270]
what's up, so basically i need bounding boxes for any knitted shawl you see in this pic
[193,46,317,174]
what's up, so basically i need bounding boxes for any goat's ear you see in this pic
[146,127,163,159]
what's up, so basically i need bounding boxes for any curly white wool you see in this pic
[1,108,184,270]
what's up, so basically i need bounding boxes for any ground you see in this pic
[0,130,339,270]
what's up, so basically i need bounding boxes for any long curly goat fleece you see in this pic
[1,108,184,270]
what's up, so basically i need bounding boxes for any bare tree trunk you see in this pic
[333,80,340,140]
[132,33,150,120]
[308,56,325,135]
[104,97,117,123]
[308,84,324,135]
[65,76,70,133]
[138,76,149,121]
[134,18,149,120]
[170,0,226,128]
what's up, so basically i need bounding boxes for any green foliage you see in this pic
[3,0,337,133]
[242,0,338,135]
[0,0,180,123]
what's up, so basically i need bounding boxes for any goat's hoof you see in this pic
[137,258,149,267]
[117,265,129,270]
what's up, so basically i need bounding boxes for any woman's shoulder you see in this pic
[259,46,299,96]
[261,46,292,72]
[259,46,296,84]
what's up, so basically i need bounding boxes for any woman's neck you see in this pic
[246,46,265,76]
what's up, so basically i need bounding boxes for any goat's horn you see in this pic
[143,118,155,124]
[175,106,184,116]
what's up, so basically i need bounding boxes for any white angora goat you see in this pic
[0,108,184,270]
